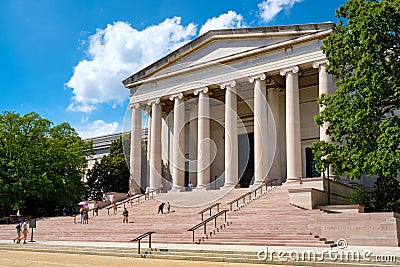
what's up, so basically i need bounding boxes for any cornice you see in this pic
[124,28,334,88]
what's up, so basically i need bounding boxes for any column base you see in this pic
[170,186,186,192]
[221,183,236,190]
[284,177,303,184]
[194,185,208,191]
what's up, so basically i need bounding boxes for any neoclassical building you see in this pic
[123,23,336,193]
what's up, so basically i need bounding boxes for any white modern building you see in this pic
[123,23,337,193]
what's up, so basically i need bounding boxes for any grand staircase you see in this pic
[198,186,334,246]
[0,185,333,247]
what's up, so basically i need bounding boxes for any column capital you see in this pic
[248,73,266,83]
[144,106,152,115]
[169,92,184,101]
[220,80,237,89]
[280,66,299,76]
[147,98,160,106]
[312,60,328,69]
[128,102,142,109]
[194,87,208,95]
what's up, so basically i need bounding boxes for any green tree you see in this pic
[0,111,92,217]
[311,0,400,211]
[86,137,130,200]
[350,189,371,210]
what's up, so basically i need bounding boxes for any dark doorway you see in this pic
[238,133,254,187]
[185,161,189,189]
[305,147,320,178]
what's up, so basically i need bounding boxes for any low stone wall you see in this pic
[309,212,400,246]
[288,187,350,210]
[323,178,355,200]
[315,204,364,213]
[287,178,356,209]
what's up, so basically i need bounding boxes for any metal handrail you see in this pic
[106,194,142,215]
[106,189,160,215]
[227,178,278,211]
[197,202,221,221]
[187,210,228,242]
[131,231,156,254]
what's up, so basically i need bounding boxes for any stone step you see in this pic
[1,243,395,266]
[0,186,335,247]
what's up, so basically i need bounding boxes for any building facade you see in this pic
[123,23,336,193]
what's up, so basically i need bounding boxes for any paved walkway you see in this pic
[0,251,290,267]
[0,240,399,266]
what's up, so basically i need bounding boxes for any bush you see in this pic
[350,189,370,210]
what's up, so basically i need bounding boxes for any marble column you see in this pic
[313,60,330,143]
[267,88,281,183]
[194,87,210,189]
[144,107,152,188]
[149,99,162,190]
[130,103,142,193]
[314,60,335,179]
[280,66,302,181]
[249,74,269,186]
[188,102,198,187]
[221,81,238,187]
[170,93,185,191]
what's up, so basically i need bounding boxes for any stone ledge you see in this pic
[315,205,365,214]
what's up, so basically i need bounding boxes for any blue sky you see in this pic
[0,0,346,138]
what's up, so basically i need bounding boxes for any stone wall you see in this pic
[287,178,356,209]
[309,212,400,247]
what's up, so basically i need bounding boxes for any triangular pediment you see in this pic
[123,23,335,87]
[156,37,289,75]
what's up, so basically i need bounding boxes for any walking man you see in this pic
[94,201,99,216]
[13,221,21,243]
[21,219,29,244]
[122,208,129,223]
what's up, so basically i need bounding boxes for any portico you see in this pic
[124,23,336,193]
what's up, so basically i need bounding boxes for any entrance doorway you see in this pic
[238,133,254,187]
[305,147,320,178]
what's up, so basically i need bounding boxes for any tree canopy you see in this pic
[0,111,92,217]
[85,136,130,200]
[311,0,400,211]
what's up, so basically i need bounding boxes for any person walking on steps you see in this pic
[158,202,165,214]
[13,221,21,243]
[94,201,99,216]
[122,208,129,223]
[113,202,117,215]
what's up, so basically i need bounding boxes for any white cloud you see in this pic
[258,0,303,23]
[66,17,197,113]
[199,11,244,36]
[78,120,119,139]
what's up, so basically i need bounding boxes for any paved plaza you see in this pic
[0,240,399,266]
